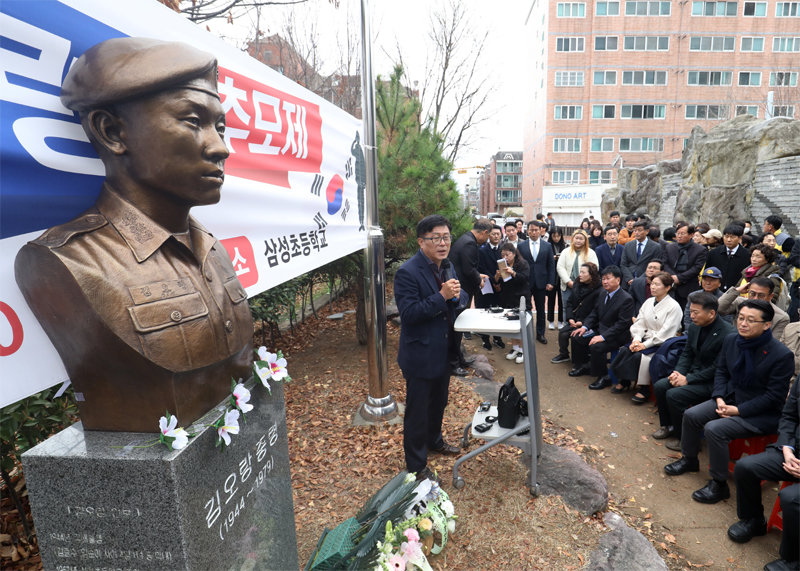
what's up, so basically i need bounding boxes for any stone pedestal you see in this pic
[22,380,297,571]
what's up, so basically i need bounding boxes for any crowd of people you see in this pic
[399,211,799,571]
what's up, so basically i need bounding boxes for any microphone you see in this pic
[441,259,460,303]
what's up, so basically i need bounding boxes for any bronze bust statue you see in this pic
[14,38,254,432]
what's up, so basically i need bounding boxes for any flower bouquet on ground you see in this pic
[305,471,457,571]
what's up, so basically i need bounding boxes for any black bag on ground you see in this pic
[497,376,521,428]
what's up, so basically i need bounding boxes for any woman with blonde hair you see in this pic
[557,230,599,309]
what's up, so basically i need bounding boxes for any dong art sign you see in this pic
[0,0,367,407]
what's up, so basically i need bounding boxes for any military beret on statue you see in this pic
[60,37,218,111]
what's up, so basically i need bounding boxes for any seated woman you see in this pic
[551,262,602,365]
[495,243,531,364]
[738,243,783,303]
[609,271,683,403]
[557,230,599,311]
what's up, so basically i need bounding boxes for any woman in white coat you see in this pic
[609,271,683,403]
[557,230,599,311]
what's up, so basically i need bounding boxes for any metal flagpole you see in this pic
[357,0,397,421]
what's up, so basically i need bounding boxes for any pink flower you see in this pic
[388,554,406,571]
[232,383,253,413]
[403,528,420,543]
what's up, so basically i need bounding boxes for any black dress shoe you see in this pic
[631,385,651,404]
[493,338,505,349]
[764,559,800,571]
[415,466,441,484]
[430,441,460,455]
[692,479,730,504]
[610,381,631,394]
[482,339,492,350]
[568,365,590,377]
[588,376,612,390]
[664,456,700,476]
[463,332,472,340]
[727,517,767,543]
[536,335,548,344]
[451,367,469,377]
[551,354,571,364]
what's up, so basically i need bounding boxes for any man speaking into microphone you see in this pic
[394,215,469,483]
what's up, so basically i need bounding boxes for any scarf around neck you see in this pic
[733,329,773,388]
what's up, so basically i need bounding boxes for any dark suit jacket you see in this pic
[621,238,663,284]
[595,243,623,272]
[477,242,502,307]
[663,241,708,298]
[583,287,635,346]
[705,244,752,291]
[712,333,794,433]
[517,238,555,291]
[395,250,469,379]
[775,377,800,451]
[448,231,481,298]
[675,316,735,385]
[629,276,649,315]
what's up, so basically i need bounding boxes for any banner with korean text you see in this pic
[0,0,367,407]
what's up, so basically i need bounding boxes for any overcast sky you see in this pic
[204,0,530,175]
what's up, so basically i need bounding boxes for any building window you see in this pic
[552,170,580,184]
[594,36,619,50]
[496,175,521,187]
[770,72,798,86]
[776,2,800,15]
[557,2,586,16]
[496,161,522,173]
[592,104,616,118]
[596,1,620,14]
[621,104,666,119]
[743,1,767,15]
[496,190,521,203]
[619,137,665,152]
[622,70,667,85]
[589,170,612,184]
[555,70,585,86]
[554,105,583,119]
[556,37,585,52]
[624,35,670,50]
[738,71,762,86]
[687,71,733,85]
[736,105,759,117]
[590,138,614,151]
[741,37,765,51]
[685,104,729,119]
[553,138,582,152]
[626,1,671,15]
[773,37,800,51]
[692,1,738,15]
[594,70,617,85]
[773,105,795,117]
[689,36,735,51]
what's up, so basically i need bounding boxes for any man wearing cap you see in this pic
[15,38,253,432]
[682,267,731,331]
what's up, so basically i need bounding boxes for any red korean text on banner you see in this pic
[218,67,323,188]
[221,236,259,289]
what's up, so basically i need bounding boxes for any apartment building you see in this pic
[522,0,800,219]
[479,152,524,216]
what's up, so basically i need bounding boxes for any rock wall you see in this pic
[602,115,800,232]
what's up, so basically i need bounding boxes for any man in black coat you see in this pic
[663,222,708,310]
[621,220,664,287]
[705,224,751,292]
[630,259,665,315]
[652,291,735,449]
[517,221,555,343]
[568,265,635,388]
[727,373,799,571]
[595,226,623,272]
[447,218,492,371]
[395,215,470,482]
[476,225,505,349]
[664,300,794,504]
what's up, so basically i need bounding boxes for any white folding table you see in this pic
[452,299,543,496]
